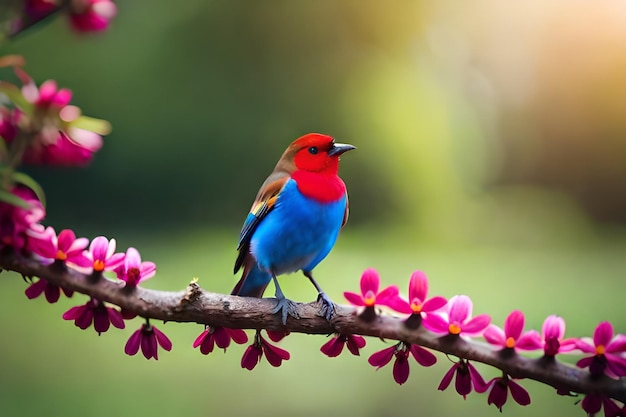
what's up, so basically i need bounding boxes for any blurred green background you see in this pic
[1,1,626,416]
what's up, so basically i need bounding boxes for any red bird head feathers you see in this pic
[275,133,356,176]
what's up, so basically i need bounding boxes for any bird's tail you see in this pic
[231,260,271,298]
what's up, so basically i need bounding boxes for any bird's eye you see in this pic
[308,146,319,155]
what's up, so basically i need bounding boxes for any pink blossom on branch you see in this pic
[397,270,447,316]
[343,268,406,315]
[320,334,366,358]
[483,310,542,352]
[62,297,125,334]
[241,331,290,370]
[368,342,437,385]
[11,67,108,166]
[24,277,73,303]
[541,315,577,356]
[115,247,156,287]
[27,226,91,268]
[124,321,172,360]
[422,295,491,337]
[85,236,125,274]
[438,358,488,399]
[0,186,45,253]
[483,374,531,411]
[576,321,626,378]
[193,326,248,355]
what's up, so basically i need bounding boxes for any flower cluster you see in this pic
[21,0,117,35]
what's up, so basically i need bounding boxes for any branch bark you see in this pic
[2,252,625,403]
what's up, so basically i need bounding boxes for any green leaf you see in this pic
[0,81,33,113]
[0,188,29,209]
[71,115,112,135]
[11,171,46,207]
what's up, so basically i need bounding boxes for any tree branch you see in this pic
[2,252,625,403]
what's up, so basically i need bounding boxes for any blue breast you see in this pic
[250,179,346,275]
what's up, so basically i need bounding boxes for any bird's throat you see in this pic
[291,170,346,203]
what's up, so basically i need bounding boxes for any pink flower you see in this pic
[483,375,531,411]
[400,270,447,314]
[12,68,106,166]
[576,321,626,378]
[241,331,290,370]
[69,0,117,32]
[27,227,91,268]
[125,322,172,360]
[343,268,406,312]
[0,186,45,253]
[368,342,436,385]
[438,359,488,399]
[320,334,366,357]
[193,326,248,354]
[86,236,125,273]
[62,297,125,334]
[422,295,491,337]
[484,310,542,351]
[25,277,73,303]
[115,247,156,287]
[541,315,577,356]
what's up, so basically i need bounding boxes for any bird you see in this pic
[232,133,355,324]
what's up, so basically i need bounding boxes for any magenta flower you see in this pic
[422,295,491,337]
[483,374,531,411]
[193,326,248,354]
[541,315,578,356]
[25,278,73,303]
[320,334,366,357]
[580,395,625,417]
[69,0,117,32]
[398,270,447,316]
[344,268,406,312]
[125,322,172,360]
[62,297,125,334]
[484,310,542,351]
[27,227,91,268]
[368,342,437,385]
[438,358,488,399]
[0,186,45,253]
[85,236,125,274]
[576,321,626,378]
[115,247,156,287]
[13,68,106,166]
[241,331,290,370]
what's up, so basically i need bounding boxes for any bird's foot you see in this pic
[271,297,300,325]
[317,292,336,321]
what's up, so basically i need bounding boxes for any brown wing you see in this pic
[233,172,289,274]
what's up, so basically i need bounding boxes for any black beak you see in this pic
[328,142,356,156]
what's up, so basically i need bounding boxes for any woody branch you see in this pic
[2,251,625,403]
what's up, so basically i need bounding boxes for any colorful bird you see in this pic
[233,133,355,324]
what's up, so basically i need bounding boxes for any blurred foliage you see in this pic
[1,1,626,417]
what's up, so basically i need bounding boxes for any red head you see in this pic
[280,133,355,175]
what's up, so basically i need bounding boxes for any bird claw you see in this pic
[317,292,336,321]
[271,297,300,325]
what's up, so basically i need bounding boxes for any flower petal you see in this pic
[462,314,491,336]
[360,268,380,295]
[483,324,506,346]
[368,346,395,369]
[410,344,437,367]
[504,310,525,340]
[508,379,531,406]
[594,321,614,347]
[448,295,472,324]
